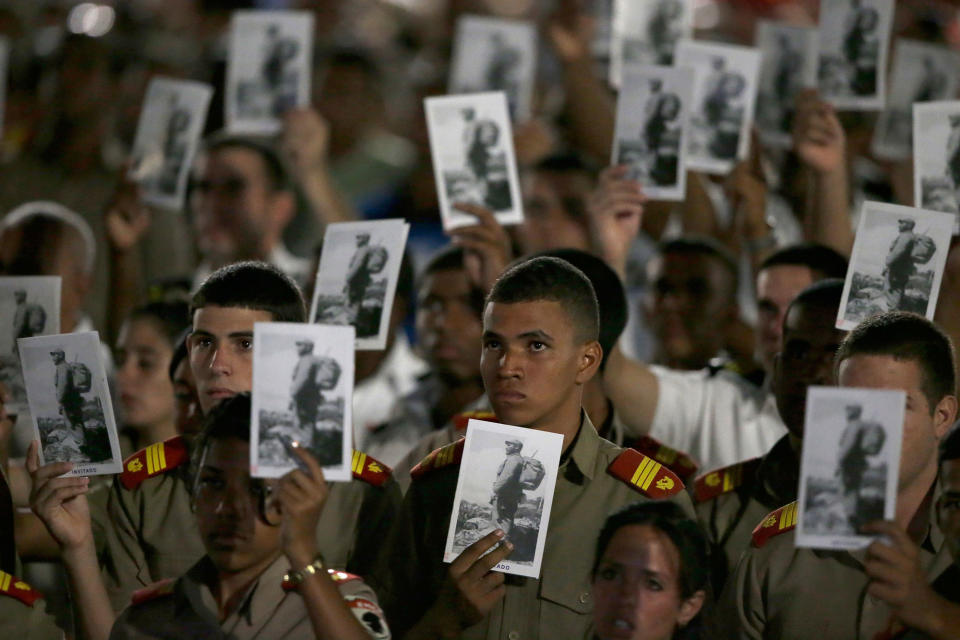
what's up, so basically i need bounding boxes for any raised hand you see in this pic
[26,440,92,553]
[104,174,151,253]
[276,443,329,569]
[450,202,514,295]
[586,165,645,279]
[281,107,331,178]
[431,529,513,630]
[792,89,846,175]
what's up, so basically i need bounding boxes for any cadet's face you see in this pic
[593,525,702,640]
[188,306,274,413]
[415,269,482,381]
[519,172,591,255]
[645,253,734,368]
[838,355,949,491]
[481,300,593,429]
[172,358,202,436]
[194,438,281,574]
[115,318,176,430]
[938,459,960,562]
[756,265,816,374]
[773,304,846,438]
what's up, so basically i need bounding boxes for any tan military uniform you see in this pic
[372,413,693,640]
[109,555,390,639]
[694,435,798,591]
[0,570,63,640]
[711,485,953,639]
[97,438,401,612]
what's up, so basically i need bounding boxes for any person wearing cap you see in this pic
[491,438,524,535]
[290,338,342,448]
[52,347,85,435]
[885,217,916,309]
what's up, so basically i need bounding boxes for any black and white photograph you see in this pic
[612,64,694,201]
[591,0,614,59]
[19,332,121,477]
[817,0,894,111]
[128,77,213,211]
[424,92,524,231]
[308,219,409,351]
[871,41,960,161]
[448,15,537,123]
[609,0,693,88]
[754,21,818,148]
[675,40,761,175]
[443,419,562,578]
[913,101,960,230]
[797,386,904,550]
[226,10,313,135]
[837,201,953,331]
[0,277,60,415]
[250,322,354,481]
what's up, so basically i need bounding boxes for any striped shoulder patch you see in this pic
[693,457,762,503]
[351,450,392,488]
[0,571,43,607]
[130,578,175,606]
[410,438,465,481]
[452,410,496,432]
[607,448,685,499]
[627,434,699,482]
[751,501,798,548]
[120,436,189,490]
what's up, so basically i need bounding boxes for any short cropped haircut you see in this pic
[657,235,739,294]
[835,312,956,413]
[593,501,709,600]
[189,393,251,494]
[487,256,599,343]
[783,278,845,330]
[203,133,291,193]
[535,249,626,368]
[190,261,306,323]
[941,423,960,465]
[129,300,190,347]
[760,243,849,281]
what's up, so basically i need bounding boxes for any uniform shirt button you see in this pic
[508,632,520,640]
[579,591,591,604]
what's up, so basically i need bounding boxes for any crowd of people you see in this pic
[1,0,960,639]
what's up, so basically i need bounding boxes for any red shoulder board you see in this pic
[351,450,391,488]
[452,411,497,432]
[130,578,175,606]
[693,457,762,503]
[607,448,685,499]
[0,571,43,607]
[120,436,188,490]
[751,501,798,548]
[282,569,362,591]
[627,435,699,482]
[410,438,465,481]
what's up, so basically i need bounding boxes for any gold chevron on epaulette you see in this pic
[751,501,798,548]
[607,448,685,498]
[120,436,188,490]
[410,438,465,480]
[351,450,391,487]
[0,571,43,607]
[693,456,761,502]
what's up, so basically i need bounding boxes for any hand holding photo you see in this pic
[226,10,314,134]
[913,101,960,230]
[128,77,213,211]
[612,64,693,201]
[0,277,60,415]
[754,21,818,148]
[448,15,537,122]
[797,386,904,550]
[443,419,563,579]
[609,0,692,88]
[675,40,761,175]
[19,332,121,476]
[250,322,354,481]
[817,0,894,111]
[837,201,953,330]
[425,92,524,231]
[308,219,410,350]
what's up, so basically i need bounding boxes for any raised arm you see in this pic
[104,175,152,346]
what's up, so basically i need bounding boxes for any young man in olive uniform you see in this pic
[96,262,400,611]
[372,256,692,640]
[712,312,958,639]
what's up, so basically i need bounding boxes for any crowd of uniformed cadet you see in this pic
[0,1,960,639]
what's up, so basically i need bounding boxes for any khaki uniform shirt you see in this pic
[0,573,63,640]
[109,554,388,640]
[695,435,799,591]
[372,414,694,640]
[98,464,401,612]
[711,485,952,639]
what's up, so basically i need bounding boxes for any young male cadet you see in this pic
[28,394,389,640]
[712,312,958,640]
[694,280,847,593]
[97,262,400,611]
[372,256,692,640]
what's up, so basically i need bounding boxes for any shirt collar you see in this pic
[178,553,290,628]
[563,411,601,481]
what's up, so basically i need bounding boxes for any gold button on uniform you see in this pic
[508,631,520,640]
[578,592,590,604]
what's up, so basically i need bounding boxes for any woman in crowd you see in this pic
[591,502,710,640]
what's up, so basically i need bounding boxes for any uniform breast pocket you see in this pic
[537,576,593,638]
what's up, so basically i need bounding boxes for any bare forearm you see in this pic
[561,58,615,164]
[300,166,358,226]
[602,345,660,436]
[905,594,960,640]
[15,511,61,560]
[108,248,145,346]
[298,572,373,640]
[804,167,853,257]
[63,541,115,640]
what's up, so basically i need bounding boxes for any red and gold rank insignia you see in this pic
[410,438,466,480]
[0,571,43,607]
[627,434,699,482]
[751,501,798,548]
[693,457,762,503]
[351,450,392,488]
[120,436,189,490]
[607,448,685,499]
